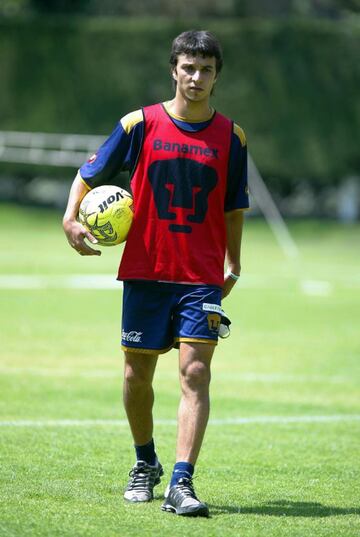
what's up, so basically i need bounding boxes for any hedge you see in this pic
[0,16,359,187]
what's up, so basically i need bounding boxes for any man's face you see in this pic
[172,53,217,103]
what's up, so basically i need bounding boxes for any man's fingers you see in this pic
[71,237,101,256]
[77,247,101,256]
[85,231,98,244]
[76,229,101,255]
[64,220,101,256]
[79,244,101,256]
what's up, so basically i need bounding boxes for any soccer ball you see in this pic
[79,185,134,246]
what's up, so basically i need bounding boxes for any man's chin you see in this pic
[185,92,207,102]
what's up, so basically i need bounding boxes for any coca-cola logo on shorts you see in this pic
[122,330,143,343]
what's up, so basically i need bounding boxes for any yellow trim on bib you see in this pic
[163,101,214,123]
[120,109,144,134]
[233,123,246,147]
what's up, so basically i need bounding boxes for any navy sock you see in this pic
[134,438,157,466]
[170,461,194,488]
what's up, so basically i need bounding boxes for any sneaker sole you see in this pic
[161,502,209,517]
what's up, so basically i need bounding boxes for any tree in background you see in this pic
[1,0,359,17]
[31,0,89,13]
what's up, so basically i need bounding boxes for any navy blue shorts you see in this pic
[121,281,223,354]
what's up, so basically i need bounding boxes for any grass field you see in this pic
[1,204,359,537]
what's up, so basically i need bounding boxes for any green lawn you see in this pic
[0,204,359,536]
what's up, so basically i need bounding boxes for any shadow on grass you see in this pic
[209,499,360,518]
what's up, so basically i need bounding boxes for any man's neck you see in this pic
[166,96,213,122]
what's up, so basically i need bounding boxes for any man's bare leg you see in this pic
[161,342,214,516]
[176,342,214,464]
[123,351,162,502]
[123,351,158,446]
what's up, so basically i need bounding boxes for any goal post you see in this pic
[248,153,299,259]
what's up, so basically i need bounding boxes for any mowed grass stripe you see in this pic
[1,415,360,427]
[1,273,360,290]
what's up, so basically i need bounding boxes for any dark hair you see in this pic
[169,30,223,75]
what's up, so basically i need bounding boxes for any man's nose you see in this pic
[192,70,201,82]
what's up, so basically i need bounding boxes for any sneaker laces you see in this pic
[127,462,154,491]
[175,477,198,499]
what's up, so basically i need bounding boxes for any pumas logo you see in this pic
[203,303,222,333]
[148,158,218,234]
[207,313,221,332]
[122,330,143,343]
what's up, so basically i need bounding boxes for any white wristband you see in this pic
[226,270,240,281]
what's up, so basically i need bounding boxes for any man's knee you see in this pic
[124,366,150,390]
[124,353,157,389]
[180,360,211,392]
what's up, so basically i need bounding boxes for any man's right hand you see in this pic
[63,218,101,256]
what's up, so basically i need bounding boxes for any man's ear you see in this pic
[172,67,178,81]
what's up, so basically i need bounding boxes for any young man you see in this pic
[63,30,249,517]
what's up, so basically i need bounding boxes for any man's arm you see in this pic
[222,209,244,299]
[62,172,101,256]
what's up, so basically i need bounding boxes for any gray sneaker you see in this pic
[124,460,164,502]
[161,477,209,517]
